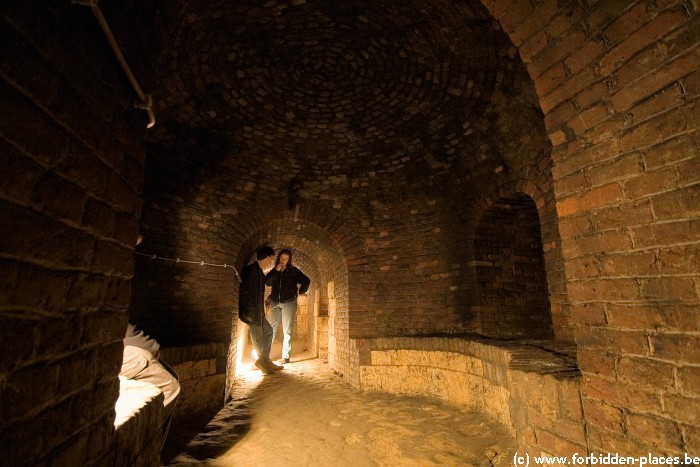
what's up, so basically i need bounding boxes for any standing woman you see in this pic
[265,248,311,363]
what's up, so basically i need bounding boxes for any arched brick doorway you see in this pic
[472,192,553,339]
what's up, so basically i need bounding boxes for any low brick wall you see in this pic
[160,343,228,420]
[358,336,584,457]
[113,378,163,467]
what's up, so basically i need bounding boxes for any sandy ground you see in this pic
[164,340,516,467]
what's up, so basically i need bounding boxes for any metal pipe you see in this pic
[73,0,155,128]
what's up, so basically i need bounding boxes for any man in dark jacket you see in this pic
[239,246,282,375]
[265,248,311,363]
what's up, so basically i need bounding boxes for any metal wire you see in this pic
[134,251,241,282]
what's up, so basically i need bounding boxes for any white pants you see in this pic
[120,346,181,417]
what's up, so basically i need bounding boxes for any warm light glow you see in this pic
[234,324,263,378]
[114,376,162,427]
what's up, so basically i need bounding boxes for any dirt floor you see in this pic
[163,341,516,467]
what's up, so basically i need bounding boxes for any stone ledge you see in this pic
[358,336,584,456]
[366,335,578,375]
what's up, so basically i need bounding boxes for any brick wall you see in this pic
[482,0,700,456]
[0,1,145,464]
[2,0,696,463]
[472,193,554,338]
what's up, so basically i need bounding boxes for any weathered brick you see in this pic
[642,276,697,301]
[528,28,586,80]
[568,104,613,136]
[564,230,633,258]
[685,425,700,452]
[626,412,683,451]
[580,118,626,147]
[565,39,606,76]
[677,366,700,395]
[569,278,641,302]
[557,183,624,217]
[603,2,654,45]
[576,326,649,355]
[93,239,133,277]
[585,0,641,35]
[544,3,585,40]
[535,62,569,97]
[574,81,610,108]
[498,0,534,37]
[632,219,700,247]
[665,394,700,425]
[508,0,560,47]
[583,398,625,432]
[607,304,666,330]
[520,29,550,63]
[554,171,588,198]
[677,151,700,185]
[0,144,41,205]
[585,376,664,413]
[587,428,631,456]
[541,65,599,114]
[558,213,594,239]
[36,314,81,358]
[612,50,700,112]
[618,356,675,389]
[566,257,600,280]
[1,363,59,421]
[652,334,700,363]
[624,167,677,200]
[600,9,690,75]
[535,428,586,457]
[569,303,607,325]
[31,172,86,224]
[655,244,700,274]
[616,47,665,89]
[586,153,643,187]
[629,82,686,125]
[598,250,658,277]
[553,140,618,179]
[545,101,578,129]
[82,198,117,238]
[619,101,698,154]
[663,12,700,56]
[643,132,699,169]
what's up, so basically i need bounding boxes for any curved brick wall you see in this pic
[1,0,698,464]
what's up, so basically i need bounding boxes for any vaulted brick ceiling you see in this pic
[145,0,542,196]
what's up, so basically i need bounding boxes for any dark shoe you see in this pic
[284,358,290,364]
[267,358,284,370]
[255,358,275,375]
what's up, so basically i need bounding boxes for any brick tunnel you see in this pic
[1,0,699,465]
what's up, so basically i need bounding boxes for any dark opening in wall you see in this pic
[472,193,553,339]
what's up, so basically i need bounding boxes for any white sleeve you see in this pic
[123,323,160,354]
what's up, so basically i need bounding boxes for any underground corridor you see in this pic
[2,0,699,465]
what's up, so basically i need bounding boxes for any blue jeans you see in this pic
[248,316,273,360]
[269,299,298,359]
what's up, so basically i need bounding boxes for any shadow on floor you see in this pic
[162,400,252,465]
[162,339,309,464]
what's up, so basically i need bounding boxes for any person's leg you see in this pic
[250,319,278,374]
[121,347,181,408]
[158,360,180,450]
[268,302,282,342]
[248,323,264,357]
[281,299,298,360]
[121,347,181,449]
[260,316,273,360]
